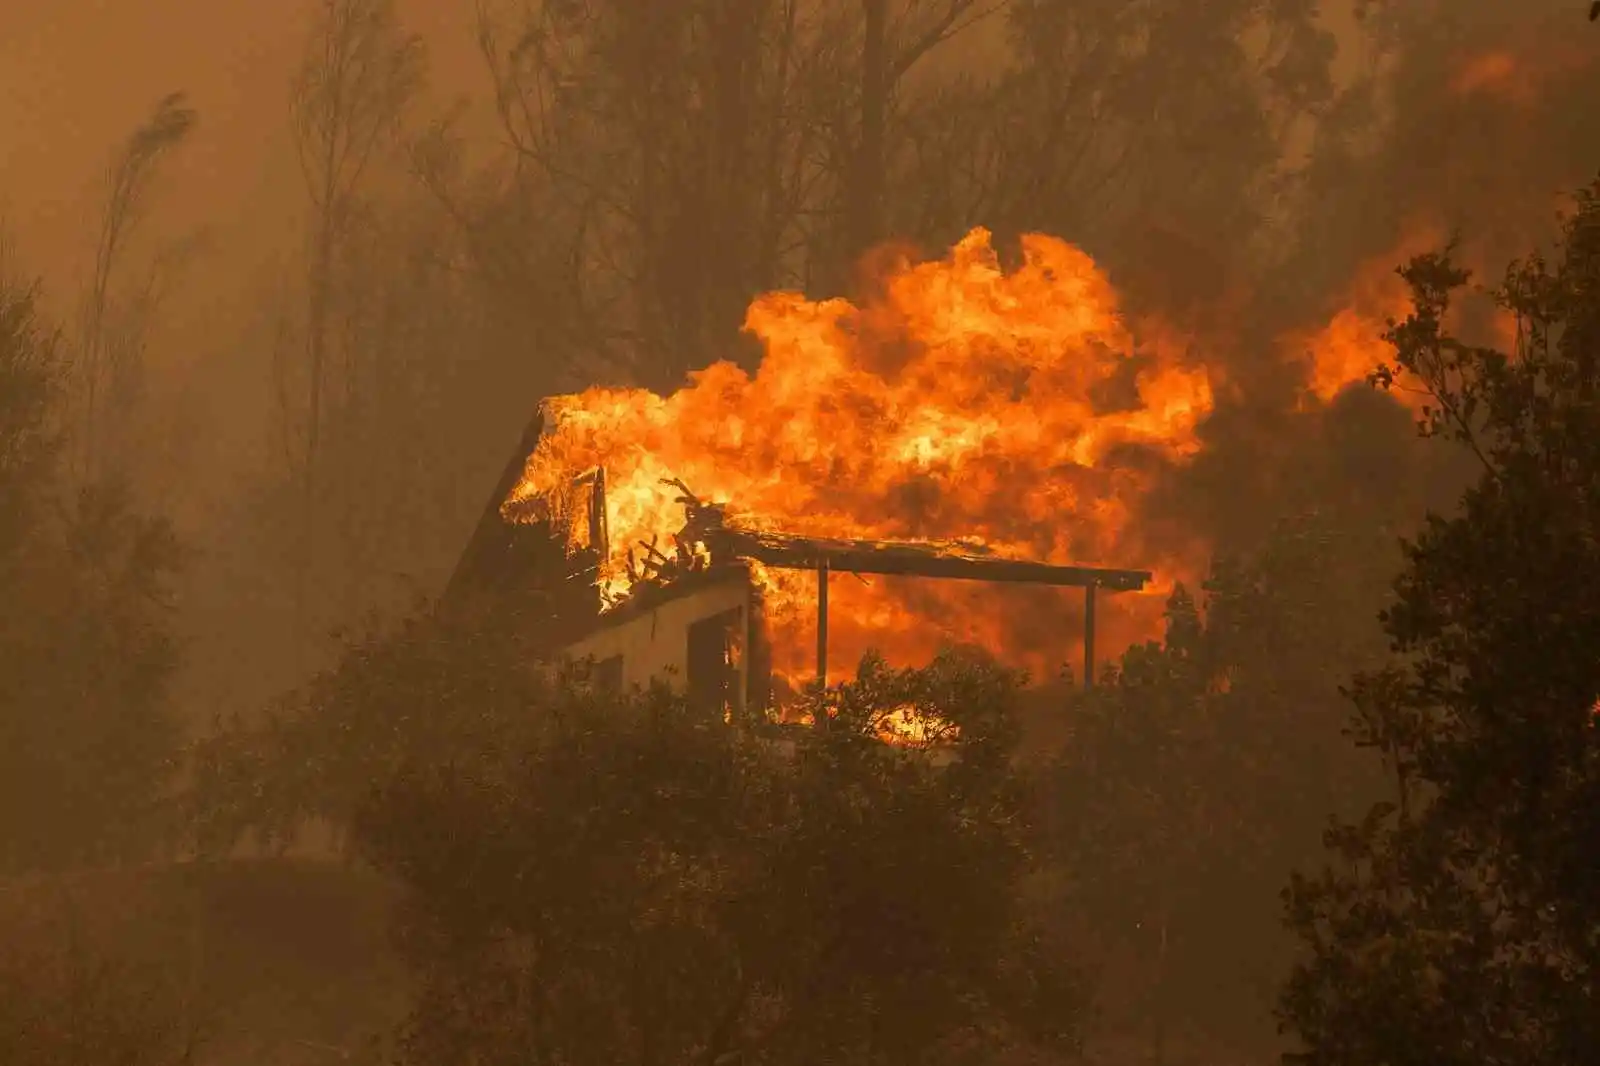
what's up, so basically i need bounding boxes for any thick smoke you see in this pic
[1132,0,1596,573]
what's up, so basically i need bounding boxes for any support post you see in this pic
[816,557,829,687]
[815,557,830,731]
[590,467,609,561]
[1083,581,1097,690]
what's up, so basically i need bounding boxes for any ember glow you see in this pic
[1448,42,1593,107]
[1450,51,1526,101]
[505,228,1212,679]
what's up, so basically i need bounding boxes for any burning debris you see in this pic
[538,467,1150,607]
[496,228,1203,677]
[621,477,728,597]
[519,457,1149,691]
[486,224,1427,679]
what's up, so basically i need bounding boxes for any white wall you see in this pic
[562,576,751,704]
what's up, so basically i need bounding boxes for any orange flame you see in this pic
[1286,224,1444,411]
[506,228,1213,681]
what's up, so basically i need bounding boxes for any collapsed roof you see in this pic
[715,527,1149,591]
[444,403,1152,687]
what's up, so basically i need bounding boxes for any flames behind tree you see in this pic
[497,223,1457,681]
[496,217,1515,684]
[485,12,1600,684]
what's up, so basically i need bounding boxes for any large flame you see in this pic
[506,228,1213,681]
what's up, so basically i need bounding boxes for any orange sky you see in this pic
[0,0,485,285]
[0,0,497,518]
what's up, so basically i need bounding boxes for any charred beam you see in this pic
[817,557,829,691]
[716,529,1150,592]
[567,467,611,561]
[590,467,608,561]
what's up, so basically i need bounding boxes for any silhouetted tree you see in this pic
[75,92,197,485]
[0,887,205,1066]
[1279,180,1600,1064]
[0,271,184,876]
[287,0,424,628]
[459,0,1016,388]
[191,609,1083,1064]
[289,0,423,503]
[912,0,1333,321]
[363,651,1077,1066]
[1041,503,1402,1059]
[0,270,55,558]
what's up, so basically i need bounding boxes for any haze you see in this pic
[2,2,1596,1064]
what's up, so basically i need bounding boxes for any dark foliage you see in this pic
[1040,506,1398,1056]
[0,276,184,876]
[1278,179,1600,1065]
[198,608,1085,1065]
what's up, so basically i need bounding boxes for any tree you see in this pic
[187,606,543,853]
[370,653,1077,1066]
[0,271,185,876]
[1278,181,1600,1064]
[468,0,835,384]
[1040,499,1405,1060]
[287,0,424,629]
[0,882,206,1066]
[0,268,55,558]
[926,0,1333,320]
[191,607,1083,1065]
[817,0,1018,292]
[75,92,198,486]
[459,0,1020,389]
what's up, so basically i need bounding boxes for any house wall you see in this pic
[561,576,751,708]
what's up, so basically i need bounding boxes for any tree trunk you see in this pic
[845,0,888,277]
[1150,908,1169,1066]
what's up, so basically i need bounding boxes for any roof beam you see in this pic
[715,529,1150,592]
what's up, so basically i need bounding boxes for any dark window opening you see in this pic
[687,608,742,721]
[592,654,624,694]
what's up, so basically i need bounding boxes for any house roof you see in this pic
[442,408,556,605]
[443,402,1151,637]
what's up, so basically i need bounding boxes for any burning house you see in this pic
[435,228,1222,712]
[444,404,1153,723]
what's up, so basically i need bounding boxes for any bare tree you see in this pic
[822,0,1013,289]
[288,0,422,537]
[466,0,1007,388]
[287,0,423,639]
[473,0,815,383]
[893,0,1342,326]
[77,92,196,485]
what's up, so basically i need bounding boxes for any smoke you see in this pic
[1129,0,1597,568]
